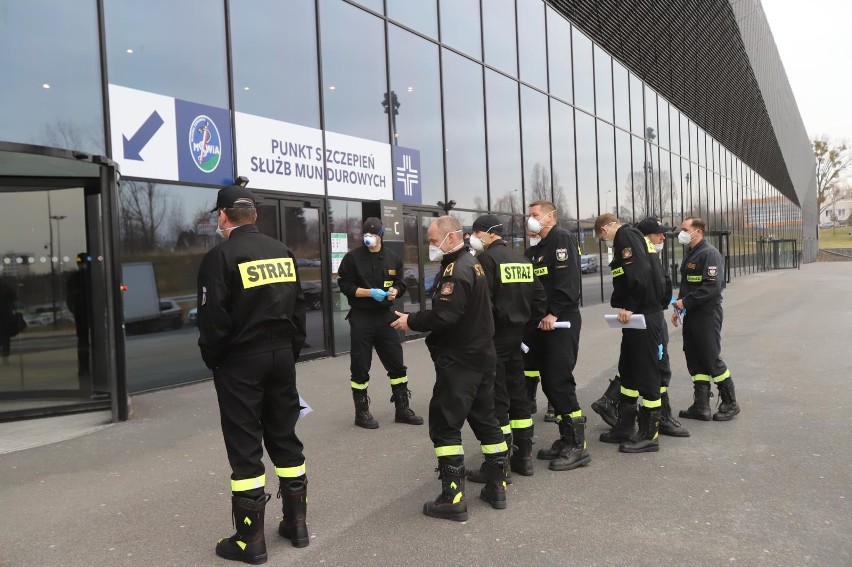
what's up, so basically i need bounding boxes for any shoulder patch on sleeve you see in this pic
[707,266,718,277]
[440,282,454,295]
[622,247,633,259]
[556,248,568,262]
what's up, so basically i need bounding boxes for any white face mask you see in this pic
[428,230,461,262]
[469,234,485,252]
[216,224,238,239]
[529,236,541,247]
[363,234,379,248]
[653,242,665,253]
[526,210,554,235]
[678,230,694,245]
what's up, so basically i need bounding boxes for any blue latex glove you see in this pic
[370,288,390,302]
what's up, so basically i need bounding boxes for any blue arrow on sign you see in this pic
[123,111,164,161]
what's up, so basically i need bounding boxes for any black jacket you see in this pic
[477,240,547,343]
[197,225,307,369]
[337,243,405,311]
[678,238,725,310]
[526,226,581,318]
[407,247,495,370]
[608,225,666,314]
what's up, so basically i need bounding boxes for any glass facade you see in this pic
[0,0,804,397]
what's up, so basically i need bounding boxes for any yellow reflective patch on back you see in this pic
[534,266,548,277]
[500,262,534,283]
[383,280,393,288]
[238,258,297,289]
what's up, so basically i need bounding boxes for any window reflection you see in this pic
[230,0,319,127]
[320,0,388,142]
[572,27,594,113]
[1,0,104,153]
[629,73,644,136]
[597,122,615,221]
[348,0,383,13]
[546,6,572,103]
[442,49,487,210]
[118,182,218,392]
[389,25,445,206]
[517,0,547,89]
[549,101,576,220]
[439,0,482,60]
[521,86,551,212]
[631,134,648,220]
[387,0,437,38]
[670,108,681,157]
[483,0,517,76]
[657,97,669,149]
[594,46,613,122]
[612,61,629,130]
[105,0,228,108]
[485,70,522,213]
[614,129,631,218]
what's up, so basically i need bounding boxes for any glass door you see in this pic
[401,209,439,335]
[256,197,329,358]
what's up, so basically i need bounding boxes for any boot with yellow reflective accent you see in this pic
[215,493,270,565]
[479,457,508,510]
[390,383,424,425]
[277,476,308,548]
[423,463,468,522]
[549,415,591,471]
[619,407,660,453]
[467,433,513,485]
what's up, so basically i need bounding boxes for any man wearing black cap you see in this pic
[591,217,689,438]
[198,185,310,563]
[466,214,546,481]
[593,213,668,453]
[337,216,423,429]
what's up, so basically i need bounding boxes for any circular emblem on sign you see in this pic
[189,115,221,173]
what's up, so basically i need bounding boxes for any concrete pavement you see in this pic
[1,262,851,566]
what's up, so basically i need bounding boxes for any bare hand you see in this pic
[671,310,679,327]
[617,309,632,324]
[391,310,410,331]
[388,287,399,301]
[674,299,685,311]
[539,313,558,331]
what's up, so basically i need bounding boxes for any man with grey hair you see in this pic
[392,215,507,522]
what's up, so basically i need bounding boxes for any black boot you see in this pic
[423,463,468,522]
[591,376,621,428]
[549,416,592,471]
[544,402,556,423]
[599,400,638,443]
[352,388,379,429]
[526,375,539,414]
[215,493,270,565]
[468,433,513,484]
[619,407,660,453]
[536,421,564,460]
[479,457,508,509]
[679,382,712,421]
[510,437,534,476]
[277,477,308,548]
[659,392,690,437]
[390,383,424,425]
[713,379,741,421]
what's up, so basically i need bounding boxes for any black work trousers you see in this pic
[660,319,671,388]
[533,311,582,415]
[617,310,664,402]
[494,338,531,435]
[682,305,728,379]
[348,308,406,386]
[429,356,504,468]
[213,347,304,490]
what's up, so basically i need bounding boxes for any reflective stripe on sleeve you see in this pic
[524,370,540,378]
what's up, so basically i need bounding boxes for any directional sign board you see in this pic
[109,84,234,184]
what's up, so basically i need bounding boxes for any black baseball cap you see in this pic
[363,217,384,236]
[636,217,672,235]
[210,185,257,212]
[472,214,504,235]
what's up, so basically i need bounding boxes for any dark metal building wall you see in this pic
[547,0,812,218]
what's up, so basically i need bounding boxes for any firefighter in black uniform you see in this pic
[466,214,547,482]
[391,216,508,521]
[526,200,591,471]
[673,216,740,421]
[591,218,690,437]
[198,185,309,564]
[337,217,422,429]
[594,213,668,453]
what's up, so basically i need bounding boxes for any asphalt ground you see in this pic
[1,262,850,567]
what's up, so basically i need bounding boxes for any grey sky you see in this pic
[762,0,852,142]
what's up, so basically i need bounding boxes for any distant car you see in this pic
[158,300,183,330]
[580,254,599,274]
[819,221,836,229]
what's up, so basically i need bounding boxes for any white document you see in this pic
[298,395,313,419]
[604,314,647,329]
[537,321,571,329]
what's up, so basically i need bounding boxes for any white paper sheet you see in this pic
[604,314,647,329]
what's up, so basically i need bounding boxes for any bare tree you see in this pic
[119,181,169,253]
[814,137,851,214]
[618,168,673,222]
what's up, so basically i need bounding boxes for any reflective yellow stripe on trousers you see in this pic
[231,474,265,493]
[275,462,306,478]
